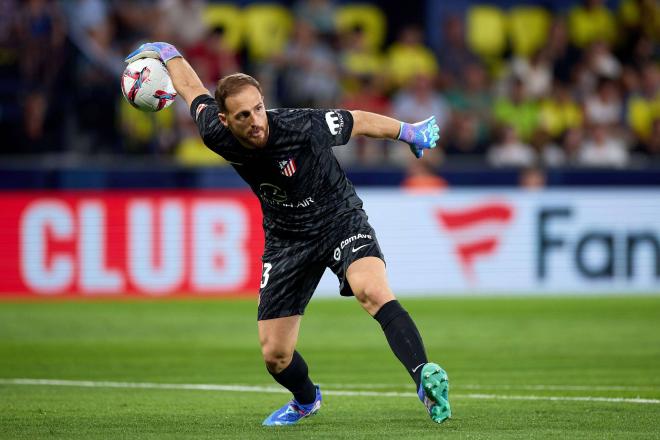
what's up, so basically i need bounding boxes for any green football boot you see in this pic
[417,363,451,423]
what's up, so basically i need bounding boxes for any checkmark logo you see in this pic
[351,244,369,253]
[412,363,426,373]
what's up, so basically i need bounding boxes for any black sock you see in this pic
[269,350,317,405]
[373,300,428,389]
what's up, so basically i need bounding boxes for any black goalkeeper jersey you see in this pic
[190,94,365,244]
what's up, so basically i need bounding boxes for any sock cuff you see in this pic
[373,299,408,329]
[271,350,304,379]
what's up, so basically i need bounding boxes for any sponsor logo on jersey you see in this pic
[324,111,344,135]
[277,158,297,177]
[259,183,288,202]
[435,202,514,282]
[334,233,372,260]
[195,103,208,121]
[258,183,314,208]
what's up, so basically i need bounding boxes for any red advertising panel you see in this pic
[0,191,264,297]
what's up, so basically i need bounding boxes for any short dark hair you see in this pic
[215,73,263,113]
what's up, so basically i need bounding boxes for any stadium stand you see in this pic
[1,0,659,189]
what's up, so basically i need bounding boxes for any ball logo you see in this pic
[195,103,208,121]
[324,111,343,135]
[333,247,341,261]
[436,202,514,282]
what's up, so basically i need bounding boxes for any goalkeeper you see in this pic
[126,42,451,426]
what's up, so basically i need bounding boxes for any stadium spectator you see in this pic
[519,166,547,190]
[577,124,629,167]
[15,0,67,152]
[627,63,660,142]
[586,41,622,80]
[276,20,340,107]
[561,125,585,164]
[493,77,540,142]
[339,74,392,164]
[545,18,580,84]
[436,14,479,86]
[392,73,449,163]
[293,0,337,38]
[156,0,208,50]
[487,125,536,168]
[401,159,448,194]
[632,118,660,158]
[186,27,240,89]
[387,25,438,88]
[338,26,384,86]
[510,50,553,100]
[64,0,124,153]
[530,129,566,167]
[443,114,488,159]
[584,77,623,127]
[539,81,583,140]
[445,62,493,147]
[113,0,156,49]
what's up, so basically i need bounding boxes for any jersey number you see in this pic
[260,263,272,288]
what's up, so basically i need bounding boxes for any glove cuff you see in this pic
[159,44,182,63]
[397,122,415,144]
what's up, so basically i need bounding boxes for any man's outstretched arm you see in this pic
[125,42,208,107]
[350,110,440,158]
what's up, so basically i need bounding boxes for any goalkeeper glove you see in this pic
[125,42,182,64]
[397,116,440,159]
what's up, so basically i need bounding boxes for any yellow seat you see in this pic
[203,3,244,52]
[335,4,387,51]
[568,4,617,48]
[539,98,583,138]
[175,136,227,166]
[628,95,660,140]
[387,43,438,86]
[619,0,660,39]
[243,4,293,62]
[467,5,508,59]
[509,6,551,57]
[342,50,385,77]
[118,99,175,149]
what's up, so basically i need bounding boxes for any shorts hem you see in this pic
[257,309,305,321]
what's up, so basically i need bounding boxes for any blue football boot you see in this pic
[262,385,322,426]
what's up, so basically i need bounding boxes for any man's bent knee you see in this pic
[356,284,395,316]
[262,345,294,373]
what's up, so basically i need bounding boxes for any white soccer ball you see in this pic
[121,58,177,112]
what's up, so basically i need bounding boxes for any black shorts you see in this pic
[257,211,385,320]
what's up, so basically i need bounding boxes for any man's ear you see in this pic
[218,112,228,127]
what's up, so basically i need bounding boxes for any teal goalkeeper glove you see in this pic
[397,116,440,159]
[125,42,182,64]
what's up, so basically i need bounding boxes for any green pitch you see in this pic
[1,296,659,439]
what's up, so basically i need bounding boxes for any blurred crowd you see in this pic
[0,0,659,172]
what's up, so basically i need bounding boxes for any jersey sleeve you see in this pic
[309,109,354,149]
[190,94,226,146]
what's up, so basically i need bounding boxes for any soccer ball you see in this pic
[121,58,177,112]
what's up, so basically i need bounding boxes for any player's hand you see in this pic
[125,42,182,64]
[397,116,440,159]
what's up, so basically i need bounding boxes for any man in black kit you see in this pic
[126,42,451,426]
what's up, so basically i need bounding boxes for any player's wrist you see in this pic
[397,121,415,144]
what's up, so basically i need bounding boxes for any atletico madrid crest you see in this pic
[278,157,297,177]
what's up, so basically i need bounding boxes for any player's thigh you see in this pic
[346,257,395,315]
[258,245,325,320]
[258,315,301,353]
